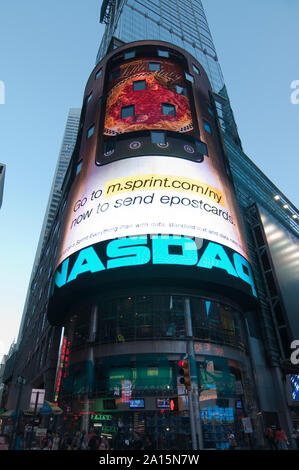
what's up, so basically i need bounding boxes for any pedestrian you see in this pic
[72,431,82,450]
[52,433,61,450]
[15,432,24,450]
[80,430,88,450]
[275,427,289,450]
[227,430,237,450]
[0,434,9,450]
[88,431,99,450]
[43,439,53,450]
[31,439,41,450]
[131,432,143,450]
[66,437,73,450]
[264,427,276,450]
[289,429,298,450]
[98,440,109,450]
[59,432,70,450]
[42,431,53,450]
[143,435,154,450]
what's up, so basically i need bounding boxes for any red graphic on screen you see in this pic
[104,59,193,135]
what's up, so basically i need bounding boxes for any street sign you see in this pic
[29,389,45,410]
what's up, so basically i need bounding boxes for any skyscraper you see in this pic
[34,108,81,264]
[96,0,241,146]
[16,109,80,346]
[3,1,299,451]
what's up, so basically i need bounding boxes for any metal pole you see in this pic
[184,298,199,450]
[28,391,39,450]
[187,389,197,450]
[184,298,204,450]
[10,376,25,450]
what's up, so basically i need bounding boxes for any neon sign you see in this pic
[51,236,257,297]
[91,414,112,421]
[54,336,70,404]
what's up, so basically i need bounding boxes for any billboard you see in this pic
[103,58,193,136]
[48,43,256,324]
[257,204,299,339]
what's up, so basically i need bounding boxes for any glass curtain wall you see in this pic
[97,0,241,147]
[97,0,224,93]
[56,294,257,449]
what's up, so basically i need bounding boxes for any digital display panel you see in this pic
[129,399,145,408]
[47,43,257,324]
[104,58,193,136]
[257,205,299,339]
[290,375,299,401]
[156,398,170,408]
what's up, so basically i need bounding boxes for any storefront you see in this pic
[56,293,259,450]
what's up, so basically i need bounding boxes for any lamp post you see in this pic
[184,298,204,450]
[10,375,26,450]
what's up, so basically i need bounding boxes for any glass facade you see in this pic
[55,294,257,449]
[16,108,81,347]
[97,0,224,93]
[97,0,241,150]
[66,295,246,350]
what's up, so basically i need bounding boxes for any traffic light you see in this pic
[178,359,191,391]
[169,397,183,412]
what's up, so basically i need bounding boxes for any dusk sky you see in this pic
[0,0,298,359]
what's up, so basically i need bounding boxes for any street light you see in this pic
[10,376,26,450]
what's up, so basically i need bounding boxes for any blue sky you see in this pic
[0,0,298,358]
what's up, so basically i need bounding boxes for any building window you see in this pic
[76,160,83,175]
[162,103,176,116]
[87,125,95,139]
[151,131,166,145]
[86,92,93,103]
[149,62,161,72]
[110,69,121,80]
[175,84,186,96]
[157,49,169,58]
[95,68,102,79]
[203,121,212,133]
[192,64,200,75]
[133,79,146,91]
[121,105,135,118]
[124,50,136,60]
[195,140,208,156]
[185,72,194,83]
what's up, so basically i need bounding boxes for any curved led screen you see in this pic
[47,41,257,324]
[103,58,193,135]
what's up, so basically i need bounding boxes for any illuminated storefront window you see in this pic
[57,350,253,450]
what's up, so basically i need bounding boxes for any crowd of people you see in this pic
[28,430,112,450]
[4,429,155,450]
[264,426,299,450]
[2,425,299,450]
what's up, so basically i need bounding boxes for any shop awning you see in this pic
[0,409,16,418]
[39,401,63,415]
[23,401,63,416]
[23,408,36,416]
